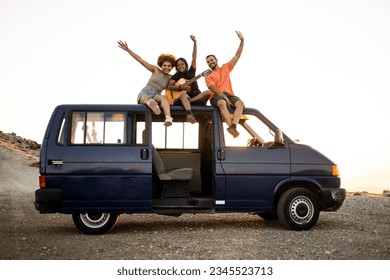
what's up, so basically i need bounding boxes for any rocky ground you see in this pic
[0,131,389,260]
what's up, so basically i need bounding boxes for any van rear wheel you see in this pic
[72,212,118,235]
[277,188,319,230]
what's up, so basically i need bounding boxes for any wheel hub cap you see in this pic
[289,196,314,225]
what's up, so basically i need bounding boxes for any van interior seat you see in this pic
[152,147,193,181]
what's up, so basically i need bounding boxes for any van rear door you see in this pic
[45,105,152,213]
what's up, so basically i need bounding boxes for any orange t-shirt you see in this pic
[205,61,234,100]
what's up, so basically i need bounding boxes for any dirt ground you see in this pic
[0,143,389,260]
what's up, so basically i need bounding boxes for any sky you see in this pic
[1,0,389,194]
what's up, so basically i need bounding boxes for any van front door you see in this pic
[216,114,290,211]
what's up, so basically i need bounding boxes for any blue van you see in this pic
[34,104,345,234]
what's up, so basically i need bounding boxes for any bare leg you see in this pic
[158,95,171,116]
[155,95,173,126]
[216,99,232,126]
[217,99,242,138]
[138,94,150,104]
[190,90,210,104]
[180,92,191,110]
[180,92,197,124]
[232,100,244,125]
[139,94,161,115]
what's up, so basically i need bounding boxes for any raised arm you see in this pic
[118,40,157,73]
[230,31,244,67]
[190,35,197,69]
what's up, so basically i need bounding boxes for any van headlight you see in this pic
[332,164,340,176]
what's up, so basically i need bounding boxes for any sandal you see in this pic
[146,99,161,115]
[164,116,173,127]
[186,113,197,124]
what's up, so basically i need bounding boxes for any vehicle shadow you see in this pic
[111,213,285,234]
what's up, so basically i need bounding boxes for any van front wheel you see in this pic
[72,212,118,235]
[277,188,319,231]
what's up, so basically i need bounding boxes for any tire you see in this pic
[72,212,119,235]
[258,212,278,221]
[277,188,319,230]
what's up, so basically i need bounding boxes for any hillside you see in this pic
[0,131,40,163]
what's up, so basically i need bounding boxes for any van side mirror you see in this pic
[274,129,284,145]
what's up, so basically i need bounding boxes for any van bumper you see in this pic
[321,188,346,211]
[34,188,62,213]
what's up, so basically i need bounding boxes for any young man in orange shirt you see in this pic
[205,31,245,138]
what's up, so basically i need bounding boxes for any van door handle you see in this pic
[48,160,63,166]
[140,148,149,160]
[217,149,226,160]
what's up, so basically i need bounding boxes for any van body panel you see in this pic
[57,142,152,212]
[289,143,334,165]
[288,143,340,189]
[61,175,152,212]
[40,107,66,174]
[216,147,291,210]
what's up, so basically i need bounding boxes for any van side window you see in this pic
[135,121,146,144]
[223,114,275,147]
[152,122,199,149]
[57,116,66,145]
[70,112,126,144]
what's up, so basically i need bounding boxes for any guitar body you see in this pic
[164,69,211,105]
[165,78,188,105]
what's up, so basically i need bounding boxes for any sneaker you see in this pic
[227,125,240,138]
[164,116,173,127]
[146,99,161,115]
[186,113,197,124]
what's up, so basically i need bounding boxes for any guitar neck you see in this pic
[182,73,203,87]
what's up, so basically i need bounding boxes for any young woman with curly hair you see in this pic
[118,40,176,126]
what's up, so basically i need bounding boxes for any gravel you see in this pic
[0,146,389,260]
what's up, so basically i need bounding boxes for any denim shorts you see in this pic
[137,86,161,103]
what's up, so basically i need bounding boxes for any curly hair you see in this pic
[157,53,176,68]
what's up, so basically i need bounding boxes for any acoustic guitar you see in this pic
[165,69,211,105]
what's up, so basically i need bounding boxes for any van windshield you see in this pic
[223,114,275,147]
